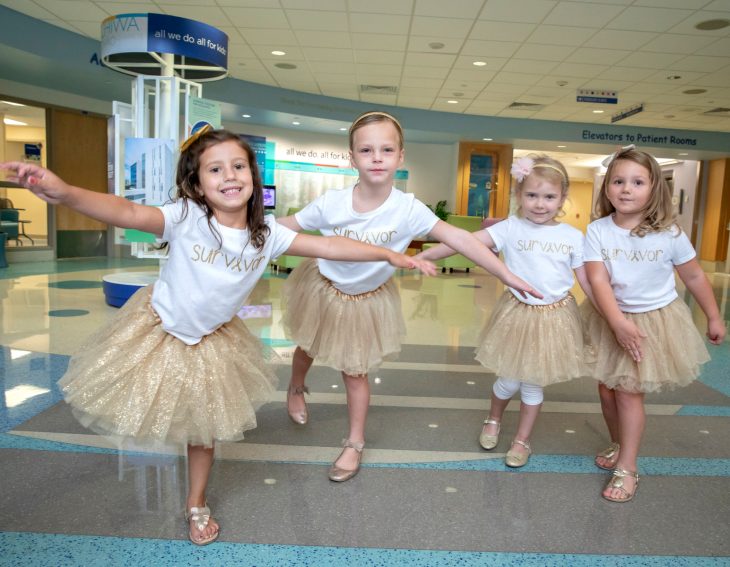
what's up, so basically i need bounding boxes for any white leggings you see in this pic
[492,377,544,406]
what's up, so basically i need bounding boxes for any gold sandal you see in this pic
[479,418,501,450]
[286,384,310,425]
[505,439,531,468]
[595,442,620,471]
[328,439,365,482]
[185,504,219,546]
[603,468,639,503]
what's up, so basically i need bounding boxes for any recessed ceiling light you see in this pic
[292,121,300,125]
[271,50,286,56]
[665,114,675,119]
[667,75,682,80]
[683,88,707,95]
[447,100,458,104]
[339,127,347,131]
[429,42,445,50]
[242,114,251,118]
[557,145,566,148]
[695,19,730,31]
[483,138,492,141]
[275,63,297,70]
[679,152,689,156]
[0,100,26,107]
[3,118,27,126]
[473,61,487,67]
[593,110,604,114]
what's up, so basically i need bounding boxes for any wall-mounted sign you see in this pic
[577,89,618,104]
[611,103,644,124]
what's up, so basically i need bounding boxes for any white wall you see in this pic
[224,120,459,211]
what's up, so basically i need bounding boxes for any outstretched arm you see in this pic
[427,221,542,299]
[416,228,496,261]
[585,260,645,361]
[1,161,164,236]
[285,233,437,275]
[276,214,302,232]
[676,258,726,345]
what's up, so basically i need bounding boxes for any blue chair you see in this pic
[0,208,20,245]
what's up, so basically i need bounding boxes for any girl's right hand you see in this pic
[388,251,437,276]
[0,162,69,204]
[611,317,646,362]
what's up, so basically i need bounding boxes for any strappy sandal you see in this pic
[287,384,310,425]
[505,439,531,468]
[595,442,620,471]
[479,418,501,450]
[328,439,365,482]
[603,468,639,503]
[185,504,219,545]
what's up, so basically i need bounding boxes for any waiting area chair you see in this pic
[0,198,33,245]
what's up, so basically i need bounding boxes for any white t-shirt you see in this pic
[584,215,695,313]
[487,216,585,305]
[151,200,297,344]
[295,186,439,295]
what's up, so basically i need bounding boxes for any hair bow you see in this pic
[601,144,636,168]
[510,156,534,182]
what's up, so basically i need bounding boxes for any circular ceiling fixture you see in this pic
[429,42,445,50]
[695,19,730,31]
[275,63,297,69]
[683,88,707,94]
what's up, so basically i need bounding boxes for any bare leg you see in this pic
[509,401,542,459]
[596,383,621,468]
[287,346,314,419]
[603,390,644,500]
[186,444,219,542]
[482,393,510,437]
[334,372,370,471]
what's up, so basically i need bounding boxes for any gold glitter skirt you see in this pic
[475,292,594,386]
[582,299,710,393]
[282,258,404,375]
[58,286,277,448]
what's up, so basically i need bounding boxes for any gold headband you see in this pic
[533,163,567,180]
[349,111,402,133]
[180,123,213,152]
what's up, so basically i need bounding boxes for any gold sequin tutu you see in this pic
[582,299,710,393]
[282,258,404,375]
[58,286,277,448]
[475,292,594,386]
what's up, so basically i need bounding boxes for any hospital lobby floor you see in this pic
[0,258,728,566]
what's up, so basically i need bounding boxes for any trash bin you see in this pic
[0,232,7,268]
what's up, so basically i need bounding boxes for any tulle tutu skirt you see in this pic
[282,258,404,375]
[475,292,593,386]
[582,299,710,393]
[58,286,277,448]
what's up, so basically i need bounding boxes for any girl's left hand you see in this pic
[707,317,726,345]
[505,274,543,300]
[390,253,437,276]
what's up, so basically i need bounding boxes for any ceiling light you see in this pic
[1,100,26,107]
[292,121,300,125]
[271,50,286,56]
[339,127,347,131]
[483,138,492,141]
[473,61,487,67]
[679,152,689,156]
[557,145,566,148]
[429,42,445,50]
[593,110,604,114]
[3,118,27,126]
[683,88,707,95]
[447,100,458,104]
[275,63,297,70]
[666,75,682,80]
[695,19,730,31]
[242,114,251,118]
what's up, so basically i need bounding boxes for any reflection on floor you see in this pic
[1,259,729,566]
